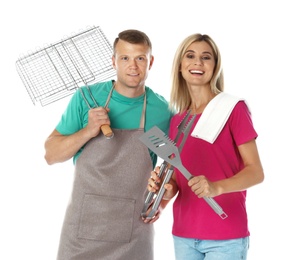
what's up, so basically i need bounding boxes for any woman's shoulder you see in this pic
[171,111,188,125]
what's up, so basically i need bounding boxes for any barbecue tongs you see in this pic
[140,111,228,220]
[141,110,195,219]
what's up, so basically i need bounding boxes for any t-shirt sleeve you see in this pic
[229,101,258,146]
[56,89,85,135]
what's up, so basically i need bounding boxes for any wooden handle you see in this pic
[100,124,114,139]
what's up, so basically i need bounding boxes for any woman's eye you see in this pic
[202,56,211,60]
[186,54,194,59]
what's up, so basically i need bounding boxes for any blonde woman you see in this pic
[145,34,264,260]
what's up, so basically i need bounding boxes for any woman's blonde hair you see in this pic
[169,34,224,113]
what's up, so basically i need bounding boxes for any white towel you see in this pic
[191,92,249,143]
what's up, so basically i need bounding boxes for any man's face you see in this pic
[112,39,154,90]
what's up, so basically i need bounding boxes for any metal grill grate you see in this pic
[16,26,116,106]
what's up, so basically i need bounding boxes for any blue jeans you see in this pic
[173,235,249,260]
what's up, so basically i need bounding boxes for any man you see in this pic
[44,29,173,260]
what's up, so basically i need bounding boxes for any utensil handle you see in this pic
[101,124,114,139]
[180,167,228,219]
[151,167,173,208]
[204,197,228,219]
[141,162,169,219]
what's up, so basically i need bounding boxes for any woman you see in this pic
[144,34,264,259]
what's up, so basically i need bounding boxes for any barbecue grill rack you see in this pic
[16,26,116,106]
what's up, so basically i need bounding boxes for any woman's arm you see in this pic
[188,139,264,198]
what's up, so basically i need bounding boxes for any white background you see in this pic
[1,0,284,259]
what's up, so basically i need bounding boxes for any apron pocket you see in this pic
[78,194,136,243]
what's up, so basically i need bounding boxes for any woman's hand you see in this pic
[188,175,219,198]
[142,166,178,224]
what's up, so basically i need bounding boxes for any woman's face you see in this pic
[180,41,216,87]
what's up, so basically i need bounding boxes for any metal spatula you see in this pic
[141,111,192,219]
[139,126,228,219]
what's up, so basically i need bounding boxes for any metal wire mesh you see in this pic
[16,26,116,106]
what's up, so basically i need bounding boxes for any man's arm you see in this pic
[44,128,92,165]
[44,107,111,165]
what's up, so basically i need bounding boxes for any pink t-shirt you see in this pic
[169,101,257,240]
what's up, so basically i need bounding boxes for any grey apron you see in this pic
[57,88,154,260]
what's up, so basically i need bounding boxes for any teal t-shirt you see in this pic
[56,80,173,166]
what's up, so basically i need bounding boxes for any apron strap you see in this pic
[139,93,146,129]
[105,83,147,130]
